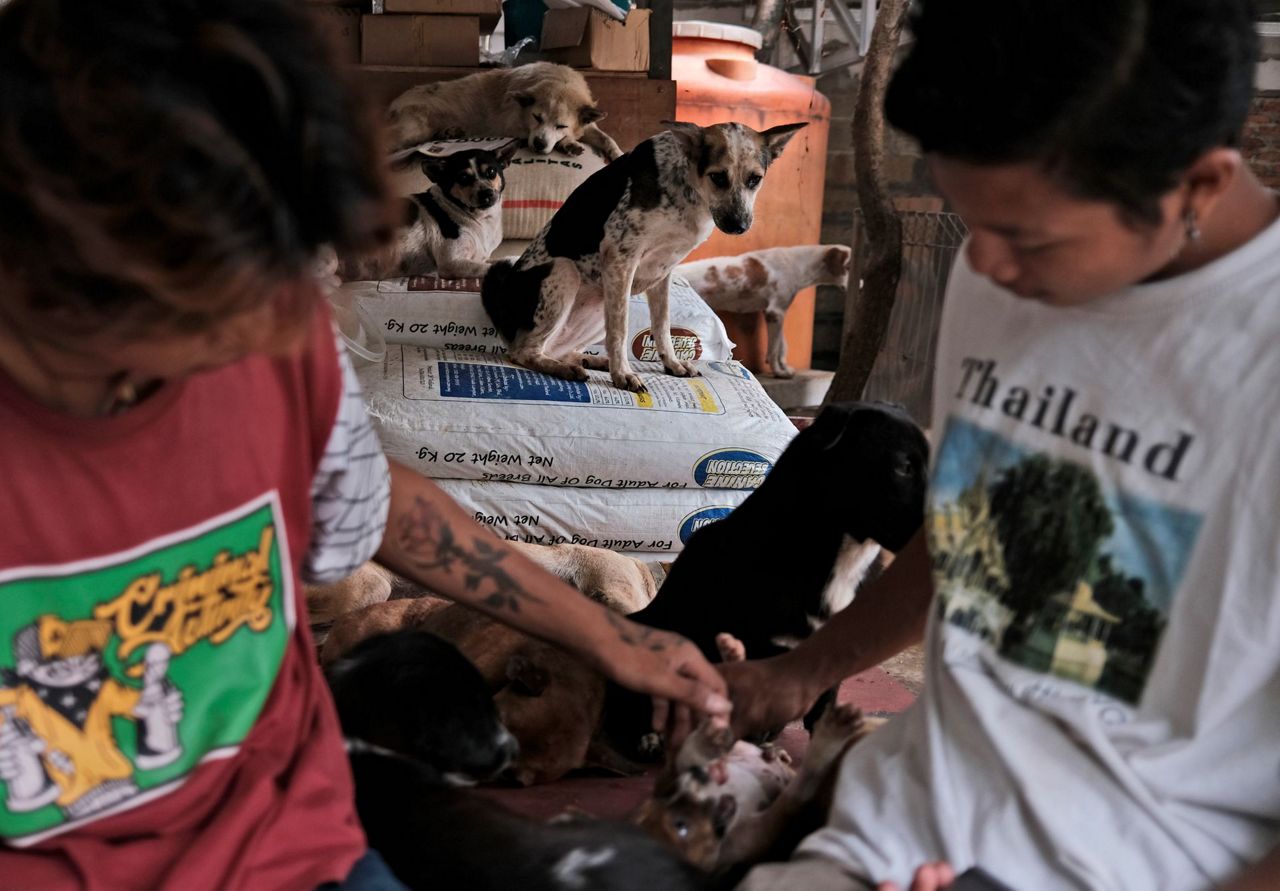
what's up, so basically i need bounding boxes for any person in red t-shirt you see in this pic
[0,2,729,889]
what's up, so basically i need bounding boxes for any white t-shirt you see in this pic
[801,217,1280,890]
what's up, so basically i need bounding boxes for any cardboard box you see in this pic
[310,7,362,64]
[379,0,501,31]
[361,14,479,66]
[540,7,650,71]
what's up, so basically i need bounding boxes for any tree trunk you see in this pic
[824,0,910,406]
[751,0,787,62]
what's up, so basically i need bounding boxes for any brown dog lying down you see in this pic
[323,593,613,787]
[677,244,852,378]
[309,540,655,631]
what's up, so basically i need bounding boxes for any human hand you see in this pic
[590,614,731,738]
[718,653,820,740]
[878,862,956,891]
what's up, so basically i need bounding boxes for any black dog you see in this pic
[607,401,930,751]
[328,631,706,891]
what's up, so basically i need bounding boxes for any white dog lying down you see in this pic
[677,244,852,378]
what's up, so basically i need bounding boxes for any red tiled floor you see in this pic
[477,666,916,822]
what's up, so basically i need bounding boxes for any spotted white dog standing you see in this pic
[482,121,806,392]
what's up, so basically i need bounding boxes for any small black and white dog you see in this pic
[328,631,707,891]
[341,144,518,282]
[482,121,805,392]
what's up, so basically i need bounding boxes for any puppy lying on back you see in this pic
[386,63,623,161]
[340,143,517,281]
[677,244,852,378]
[483,121,805,392]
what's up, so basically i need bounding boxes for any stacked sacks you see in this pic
[356,336,797,554]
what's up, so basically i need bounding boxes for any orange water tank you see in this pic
[672,21,832,373]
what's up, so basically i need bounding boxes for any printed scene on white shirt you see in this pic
[928,411,1202,706]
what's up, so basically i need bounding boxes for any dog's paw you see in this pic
[612,370,648,393]
[579,354,611,371]
[558,141,585,157]
[759,743,793,766]
[810,703,867,759]
[662,359,700,378]
[771,364,796,379]
[715,632,747,663]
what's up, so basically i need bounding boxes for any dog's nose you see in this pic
[531,136,550,152]
[719,217,749,235]
[477,190,497,208]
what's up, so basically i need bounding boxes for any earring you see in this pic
[1183,207,1201,243]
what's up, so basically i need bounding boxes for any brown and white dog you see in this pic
[386,63,623,161]
[339,144,518,281]
[677,244,853,378]
[482,121,805,392]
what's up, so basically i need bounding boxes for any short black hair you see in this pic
[0,0,394,339]
[886,0,1260,225]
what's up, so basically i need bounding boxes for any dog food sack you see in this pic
[358,346,796,490]
[433,478,750,554]
[345,275,735,364]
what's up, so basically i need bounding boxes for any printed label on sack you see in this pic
[678,506,736,544]
[631,328,704,362]
[707,361,753,380]
[406,358,725,414]
[693,449,772,489]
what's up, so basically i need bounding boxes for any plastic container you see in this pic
[329,288,386,368]
[672,20,832,373]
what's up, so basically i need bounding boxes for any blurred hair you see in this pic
[886,0,1260,225]
[0,0,396,344]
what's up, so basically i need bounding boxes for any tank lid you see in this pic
[672,20,764,50]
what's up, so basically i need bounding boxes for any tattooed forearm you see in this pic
[604,610,670,653]
[394,496,545,613]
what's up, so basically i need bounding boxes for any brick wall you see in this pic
[1244,94,1280,189]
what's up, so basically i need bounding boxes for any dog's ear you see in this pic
[420,154,449,184]
[579,105,606,125]
[759,122,807,164]
[661,120,704,158]
[824,245,852,279]
[805,402,860,452]
[494,140,520,167]
[511,91,536,109]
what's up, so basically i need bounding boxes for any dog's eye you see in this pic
[746,173,763,190]
[673,819,690,839]
[533,113,544,123]
[483,167,498,179]
[709,171,730,189]
[893,455,915,477]
[457,172,474,185]
[556,124,568,130]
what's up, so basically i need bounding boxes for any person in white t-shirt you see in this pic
[723,2,1280,889]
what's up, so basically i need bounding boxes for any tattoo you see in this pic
[604,610,670,653]
[394,497,545,613]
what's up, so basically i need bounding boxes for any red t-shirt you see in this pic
[0,309,365,890]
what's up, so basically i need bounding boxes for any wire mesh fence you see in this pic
[848,209,968,424]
